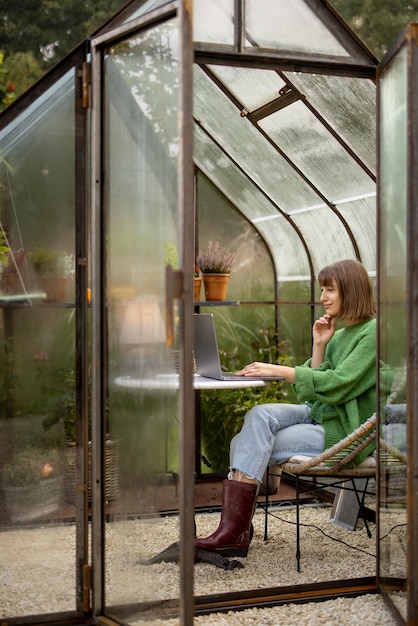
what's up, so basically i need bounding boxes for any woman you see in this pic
[195,259,377,558]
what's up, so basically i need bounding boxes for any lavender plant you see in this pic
[196,240,237,274]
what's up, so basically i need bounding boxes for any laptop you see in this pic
[193,313,284,381]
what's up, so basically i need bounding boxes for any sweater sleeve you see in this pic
[294,323,376,407]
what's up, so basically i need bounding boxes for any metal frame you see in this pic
[89,1,196,623]
[5,0,416,623]
[376,23,418,625]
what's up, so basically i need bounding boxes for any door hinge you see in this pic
[83,563,92,613]
[165,265,184,347]
[81,61,91,109]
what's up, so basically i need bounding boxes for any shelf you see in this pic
[194,300,240,306]
[0,293,46,307]
[0,295,77,308]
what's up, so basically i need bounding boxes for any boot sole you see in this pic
[203,546,249,558]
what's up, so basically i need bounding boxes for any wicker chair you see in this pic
[263,379,407,571]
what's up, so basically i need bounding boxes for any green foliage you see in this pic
[0,0,126,65]
[1,447,62,486]
[41,366,78,441]
[27,247,74,277]
[0,0,126,110]
[28,248,60,276]
[0,51,43,110]
[331,0,418,59]
[200,326,295,474]
[164,243,179,269]
[0,412,65,486]
[0,229,9,267]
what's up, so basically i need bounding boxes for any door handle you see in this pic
[165,264,184,346]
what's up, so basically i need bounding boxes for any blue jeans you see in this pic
[230,403,325,483]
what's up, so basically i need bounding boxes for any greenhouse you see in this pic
[0,1,416,625]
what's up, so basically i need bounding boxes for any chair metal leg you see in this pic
[352,477,372,538]
[296,474,301,572]
[264,466,269,541]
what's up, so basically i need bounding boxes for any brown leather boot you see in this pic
[195,479,258,557]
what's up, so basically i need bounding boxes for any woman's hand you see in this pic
[311,314,335,368]
[313,314,335,346]
[236,362,295,383]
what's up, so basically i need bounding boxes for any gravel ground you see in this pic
[1,503,405,624]
[140,595,397,626]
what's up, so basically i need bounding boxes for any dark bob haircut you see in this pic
[317,259,376,321]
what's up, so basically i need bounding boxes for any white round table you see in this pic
[115,374,267,390]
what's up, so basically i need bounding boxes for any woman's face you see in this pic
[320,279,341,318]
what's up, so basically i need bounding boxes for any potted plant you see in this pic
[194,264,202,301]
[0,356,67,522]
[41,361,119,503]
[196,240,237,301]
[1,446,64,522]
[28,248,74,302]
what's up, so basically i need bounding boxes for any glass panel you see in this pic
[338,195,376,272]
[0,71,77,617]
[289,204,357,272]
[286,73,376,174]
[194,65,368,277]
[260,100,374,201]
[194,126,310,283]
[196,172,275,303]
[194,65,320,214]
[208,65,288,112]
[378,44,408,622]
[245,0,351,56]
[103,18,182,622]
[122,0,173,23]
[194,0,234,45]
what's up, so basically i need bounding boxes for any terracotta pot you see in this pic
[37,277,67,302]
[194,277,202,301]
[1,270,20,295]
[202,273,230,301]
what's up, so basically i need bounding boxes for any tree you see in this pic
[0,51,43,107]
[331,0,418,59]
[1,0,418,112]
[0,0,126,110]
[0,0,126,66]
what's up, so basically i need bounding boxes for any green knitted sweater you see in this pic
[294,317,376,464]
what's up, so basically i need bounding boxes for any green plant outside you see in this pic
[41,366,79,442]
[0,413,65,486]
[0,230,9,267]
[28,247,62,276]
[1,447,62,486]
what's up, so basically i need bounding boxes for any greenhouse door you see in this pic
[377,23,418,625]
[88,2,195,625]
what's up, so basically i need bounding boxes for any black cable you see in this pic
[260,503,376,558]
[379,522,407,541]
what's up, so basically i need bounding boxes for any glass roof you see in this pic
[191,0,377,279]
[0,0,378,285]
[245,0,355,56]
[91,0,378,279]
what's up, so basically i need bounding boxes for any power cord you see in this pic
[260,502,376,558]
